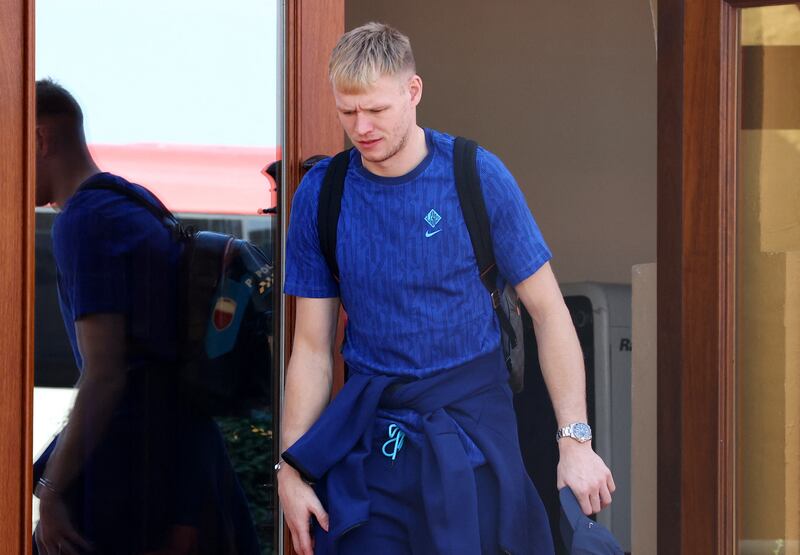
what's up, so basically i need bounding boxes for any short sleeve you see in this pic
[283,161,340,298]
[478,149,553,285]
[54,207,129,319]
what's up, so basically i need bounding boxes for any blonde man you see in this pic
[278,22,614,555]
[33,79,259,555]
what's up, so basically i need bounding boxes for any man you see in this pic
[279,23,615,555]
[33,79,259,554]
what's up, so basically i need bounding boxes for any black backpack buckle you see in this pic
[491,289,502,309]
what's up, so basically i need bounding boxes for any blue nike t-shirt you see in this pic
[47,173,261,552]
[52,172,180,370]
[284,128,552,377]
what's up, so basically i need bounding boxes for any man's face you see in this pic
[333,72,421,166]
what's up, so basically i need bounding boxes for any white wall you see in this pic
[346,1,657,283]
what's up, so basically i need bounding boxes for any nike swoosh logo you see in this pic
[425,229,442,238]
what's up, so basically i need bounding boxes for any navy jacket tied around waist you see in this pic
[282,349,554,555]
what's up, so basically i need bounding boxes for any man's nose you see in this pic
[354,113,373,135]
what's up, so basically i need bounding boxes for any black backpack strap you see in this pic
[79,180,181,231]
[453,137,518,348]
[317,149,352,282]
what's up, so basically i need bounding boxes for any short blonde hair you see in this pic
[329,22,416,93]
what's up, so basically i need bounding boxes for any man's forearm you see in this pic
[280,346,334,453]
[531,302,588,427]
[517,268,614,511]
[40,371,127,493]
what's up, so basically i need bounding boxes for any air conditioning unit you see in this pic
[516,282,631,554]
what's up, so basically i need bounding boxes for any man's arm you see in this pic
[514,262,616,516]
[35,313,127,554]
[278,296,340,555]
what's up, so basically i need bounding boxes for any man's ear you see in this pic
[36,124,51,157]
[408,74,423,107]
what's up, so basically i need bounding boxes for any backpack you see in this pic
[317,136,526,392]
[80,180,274,415]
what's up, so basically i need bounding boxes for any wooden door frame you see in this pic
[657,0,792,552]
[282,1,345,553]
[0,0,36,552]
[283,0,345,363]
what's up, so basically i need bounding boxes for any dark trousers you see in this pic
[33,369,259,555]
[319,421,502,555]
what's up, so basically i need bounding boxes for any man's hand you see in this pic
[556,440,616,516]
[279,297,338,554]
[278,465,329,555]
[515,265,616,514]
[34,488,93,554]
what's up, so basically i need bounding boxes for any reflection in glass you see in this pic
[737,5,800,555]
[34,1,281,553]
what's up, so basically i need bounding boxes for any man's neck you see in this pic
[362,126,427,178]
[52,160,102,208]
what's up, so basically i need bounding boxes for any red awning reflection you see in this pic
[89,143,279,215]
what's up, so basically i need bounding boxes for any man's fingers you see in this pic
[33,525,47,555]
[289,526,313,555]
[58,539,82,555]
[608,471,617,493]
[290,525,313,555]
[577,490,593,516]
[297,532,314,555]
[600,483,613,508]
[286,522,299,554]
[34,537,48,555]
[63,524,92,552]
[34,529,53,555]
[309,497,330,532]
[590,491,602,514]
[287,511,314,555]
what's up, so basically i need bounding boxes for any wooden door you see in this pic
[658,0,798,552]
[283,0,346,389]
[283,1,345,553]
[0,0,35,552]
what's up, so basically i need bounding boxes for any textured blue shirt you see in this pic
[46,172,260,553]
[284,128,552,377]
[52,172,180,370]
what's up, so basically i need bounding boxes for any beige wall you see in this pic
[345,0,657,283]
[631,262,657,555]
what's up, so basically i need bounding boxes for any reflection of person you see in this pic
[33,79,259,555]
[278,23,615,555]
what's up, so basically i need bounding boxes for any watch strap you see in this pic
[556,422,592,442]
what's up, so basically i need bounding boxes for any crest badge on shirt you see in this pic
[425,209,442,237]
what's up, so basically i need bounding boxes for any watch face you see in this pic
[573,422,592,441]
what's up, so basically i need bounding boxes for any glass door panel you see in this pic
[33,2,283,553]
[737,5,800,554]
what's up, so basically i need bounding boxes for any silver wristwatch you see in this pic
[556,422,593,443]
